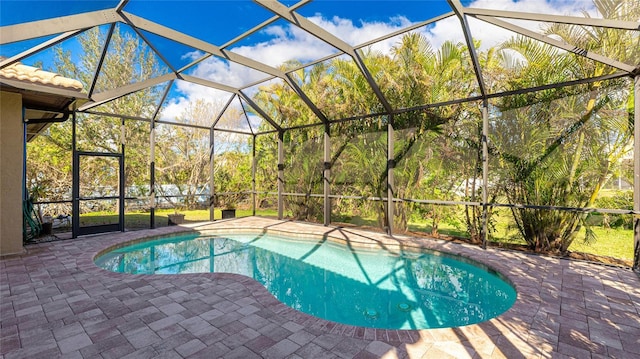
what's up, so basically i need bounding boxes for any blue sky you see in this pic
[1,1,453,47]
[0,0,452,29]
[1,0,598,126]
[0,1,117,26]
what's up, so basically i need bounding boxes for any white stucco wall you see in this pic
[0,91,25,255]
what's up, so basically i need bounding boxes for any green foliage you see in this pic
[592,191,634,229]
[249,2,636,256]
[26,0,636,262]
[491,83,631,253]
[156,99,221,209]
[214,150,252,209]
[481,0,638,254]
[27,26,165,215]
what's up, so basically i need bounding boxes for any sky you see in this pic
[0,0,599,127]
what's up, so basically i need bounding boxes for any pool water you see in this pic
[95,232,516,330]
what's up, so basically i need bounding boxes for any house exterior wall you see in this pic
[0,91,25,255]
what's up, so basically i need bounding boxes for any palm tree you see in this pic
[490,0,636,253]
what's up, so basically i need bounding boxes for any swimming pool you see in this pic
[95,232,516,330]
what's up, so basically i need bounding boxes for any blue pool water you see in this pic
[95,232,516,329]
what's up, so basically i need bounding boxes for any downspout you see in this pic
[633,74,639,272]
[22,106,27,242]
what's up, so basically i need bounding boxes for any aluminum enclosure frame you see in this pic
[3,0,638,268]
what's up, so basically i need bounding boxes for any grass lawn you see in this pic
[411,217,634,262]
[78,208,279,228]
[569,226,633,261]
[335,211,634,263]
[76,208,634,263]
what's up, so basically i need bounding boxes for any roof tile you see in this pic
[0,62,83,91]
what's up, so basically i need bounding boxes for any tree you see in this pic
[212,106,253,210]
[246,0,636,250]
[252,35,481,231]
[27,26,165,215]
[389,37,485,235]
[156,99,230,209]
[489,0,637,253]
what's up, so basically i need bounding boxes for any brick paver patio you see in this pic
[1,217,639,358]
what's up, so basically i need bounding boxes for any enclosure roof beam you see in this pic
[281,120,328,132]
[155,119,211,131]
[0,9,119,44]
[240,76,278,91]
[126,23,179,74]
[355,12,455,50]
[220,15,279,50]
[0,30,85,69]
[83,110,153,123]
[254,0,394,113]
[254,0,353,56]
[180,75,239,94]
[239,98,256,134]
[118,10,181,74]
[486,71,629,99]
[352,51,394,114]
[237,75,326,126]
[392,71,629,116]
[208,126,254,136]
[151,79,174,122]
[285,73,330,124]
[448,0,487,99]
[177,54,211,75]
[220,0,311,50]
[238,90,283,132]
[253,71,629,135]
[211,94,237,129]
[115,0,130,12]
[475,15,637,73]
[79,73,176,111]
[117,11,287,80]
[82,109,219,131]
[87,23,115,98]
[464,8,640,30]
[283,52,342,74]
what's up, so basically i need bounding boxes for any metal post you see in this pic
[633,75,640,271]
[72,112,78,238]
[278,131,284,220]
[482,102,489,249]
[119,119,125,232]
[387,121,394,235]
[252,134,256,216]
[149,119,155,228]
[324,124,331,226]
[22,107,27,241]
[209,127,215,221]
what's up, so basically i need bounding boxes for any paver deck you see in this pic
[1,217,639,358]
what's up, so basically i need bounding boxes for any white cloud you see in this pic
[161,0,601,126]
[308,15,413,47]
[160,79,232,122]
[171,13,417,109]
[229,24,337,67]
[467,0,596,16]
[187,55,271,89]
[459,0,597,50]
[410,0,598,52]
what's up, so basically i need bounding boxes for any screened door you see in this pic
[72,152,124,237]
